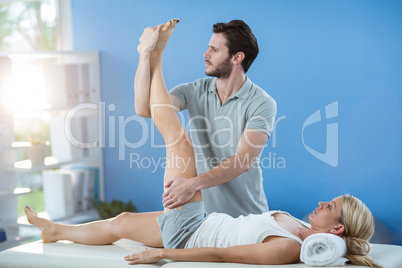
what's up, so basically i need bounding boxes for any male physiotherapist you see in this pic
[134,19,276,217]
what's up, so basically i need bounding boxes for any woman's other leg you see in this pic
[25,206,164,247]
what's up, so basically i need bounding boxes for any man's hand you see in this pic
[162,177,197,209]
[138,24,163,54]
[125,248,162,265]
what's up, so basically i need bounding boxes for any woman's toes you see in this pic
[172,19,179,26]
[25,206,38,218]
[161,18,179,32]
[161,20,172,31]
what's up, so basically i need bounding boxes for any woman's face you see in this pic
[309,196,344,234]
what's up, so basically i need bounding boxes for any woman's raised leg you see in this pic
[148,20,202,206]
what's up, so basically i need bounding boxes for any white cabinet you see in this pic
[0,51,104,247]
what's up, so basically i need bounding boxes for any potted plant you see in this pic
[26,138,49,166]
[94,199,137,219]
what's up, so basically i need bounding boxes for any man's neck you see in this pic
[215,71,246,104]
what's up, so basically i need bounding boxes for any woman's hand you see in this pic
[125,248,162,265]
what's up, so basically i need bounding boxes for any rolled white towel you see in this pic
[300,233,348,267]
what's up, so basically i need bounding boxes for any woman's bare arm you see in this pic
[125,238,300,265]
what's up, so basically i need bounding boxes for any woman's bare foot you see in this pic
[137,19,179,54]
[153,18,179,54]
[25,206,59,243]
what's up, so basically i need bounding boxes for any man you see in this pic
[134,19,276,217]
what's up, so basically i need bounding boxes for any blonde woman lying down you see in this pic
[25,20,381,267]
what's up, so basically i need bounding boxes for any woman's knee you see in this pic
[109,212,134,237]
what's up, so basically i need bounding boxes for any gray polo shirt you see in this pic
[170,77,277,217]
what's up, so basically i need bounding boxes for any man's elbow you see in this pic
[234,148,265,174]
[237,155,254,173]
[241,163,251,173]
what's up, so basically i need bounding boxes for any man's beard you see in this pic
[205,56,233,79]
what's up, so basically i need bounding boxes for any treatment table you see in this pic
[0,239,401,268]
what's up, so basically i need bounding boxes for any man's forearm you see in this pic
[162,130,267,209]
[134,51,152,117]
[193,153,252,191]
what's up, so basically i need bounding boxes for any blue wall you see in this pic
[71,0,402,245]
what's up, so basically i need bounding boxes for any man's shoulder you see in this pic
[173,77,214,92]
[248,80,276,105]
[192,77,215,90]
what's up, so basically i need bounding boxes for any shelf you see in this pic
[0,142,34,151]
[8,156,101,172]
[16,210,99,226]
[0,51,104,249]
[0,50,99,57]
[12,142,31,149]
[0,188,31,199]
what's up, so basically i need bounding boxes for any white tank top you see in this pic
[185,210,310,248]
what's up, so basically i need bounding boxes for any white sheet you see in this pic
[0,239,401,268]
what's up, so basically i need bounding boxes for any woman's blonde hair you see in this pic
[340,194,382,268]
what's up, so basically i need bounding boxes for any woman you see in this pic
[25,20,381,267]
